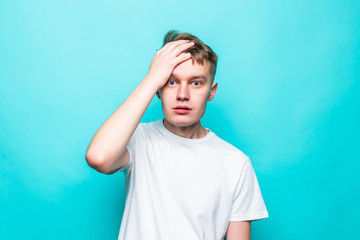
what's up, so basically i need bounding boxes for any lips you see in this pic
[174,105,192,110]
[173,105,192,114]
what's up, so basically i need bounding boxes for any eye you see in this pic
[168,80,176,86]
[192,81,201,86]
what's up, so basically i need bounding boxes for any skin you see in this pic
[85,39,250,239]
[226,221,251,240]
[156,58,217,138]
[85,39,195,174]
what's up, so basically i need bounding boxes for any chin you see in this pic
[165,114,201,127]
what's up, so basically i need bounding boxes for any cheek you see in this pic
[161,94,171,104]
[195,90,211,104]
[161,87,174,98]
[160,92,173,110]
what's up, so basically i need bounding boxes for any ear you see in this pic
[208,82,218,101]
[156,90,161,99]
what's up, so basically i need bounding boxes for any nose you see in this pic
[176,83,190,101]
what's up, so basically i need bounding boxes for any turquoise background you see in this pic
[1,0,359,239]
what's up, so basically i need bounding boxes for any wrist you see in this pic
[142,75,164,94]
[143,74,165,91]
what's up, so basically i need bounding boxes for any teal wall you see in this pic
[1,0,359,239]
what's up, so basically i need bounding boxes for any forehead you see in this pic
[171,59,211,81]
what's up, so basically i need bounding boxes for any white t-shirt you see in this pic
[117,119,268,240]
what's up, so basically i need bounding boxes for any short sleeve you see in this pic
[230,158,269,221]
[118,124,142,172]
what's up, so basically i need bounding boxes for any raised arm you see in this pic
[85,40,194,174]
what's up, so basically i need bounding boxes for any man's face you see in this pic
[157,59,217,127]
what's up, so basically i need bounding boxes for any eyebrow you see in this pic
[170,74,207,81]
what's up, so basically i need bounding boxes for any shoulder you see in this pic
[134,119,163,137]
[211,134,250,165]
[211,134,249,159]
[138,119,161,131]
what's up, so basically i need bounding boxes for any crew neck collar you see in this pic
[155,119,215,144]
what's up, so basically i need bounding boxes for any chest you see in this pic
[135,142,235,216]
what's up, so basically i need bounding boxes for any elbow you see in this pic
[85,152,111,174]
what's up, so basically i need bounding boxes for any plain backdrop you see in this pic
[1,0,359,239]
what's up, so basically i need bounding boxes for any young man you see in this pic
[85,30,269,240]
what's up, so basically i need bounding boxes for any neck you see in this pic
[163,119,208,139]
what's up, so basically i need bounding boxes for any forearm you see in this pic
[226,221,251,240]
[85,39,194,172]
[85,76,159,167]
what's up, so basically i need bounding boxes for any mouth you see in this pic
[173,105,192,114]
[174,105,192,110]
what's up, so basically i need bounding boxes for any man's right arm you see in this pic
[85,40,194,174]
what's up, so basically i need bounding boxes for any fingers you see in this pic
[160,39,189,53]
[147,40,194,88]
[174,52,192,65]
[153,39,194,68]
[158,40,194,57]
[172,41,195,57]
